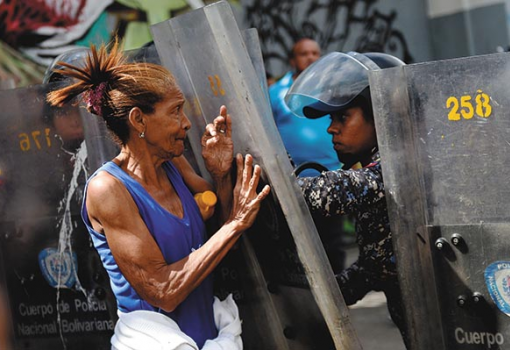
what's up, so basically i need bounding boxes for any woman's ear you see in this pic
[128,107,145,134]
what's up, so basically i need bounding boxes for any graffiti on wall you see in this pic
[0,0,240,86]
[244,0,413,75]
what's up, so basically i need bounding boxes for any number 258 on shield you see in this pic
[446,90,492,121]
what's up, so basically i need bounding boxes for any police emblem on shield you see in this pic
[485,261,510,316]
[38,247,78,289]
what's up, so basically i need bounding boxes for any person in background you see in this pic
[285,51,409,348]
[47,41,270,350]
[269,38,341,177]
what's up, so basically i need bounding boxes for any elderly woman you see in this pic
[47,42,270,349]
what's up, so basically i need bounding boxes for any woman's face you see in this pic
[327,106,377,165]
[144,92,191,159]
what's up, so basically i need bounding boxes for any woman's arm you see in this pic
[171,155,213,194]
[86,154,269,313]
[297,162,385,217]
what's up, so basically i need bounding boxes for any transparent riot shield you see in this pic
[370,52,510,349]
[0,83,117,349]
[242,28,271,103]
[151,2,360,349]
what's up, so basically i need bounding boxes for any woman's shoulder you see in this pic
[85,170,136,221]
[87,170,126,200]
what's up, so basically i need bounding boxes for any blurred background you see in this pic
[2,0,510,89]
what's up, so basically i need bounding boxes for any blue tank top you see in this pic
[81,161,217,348]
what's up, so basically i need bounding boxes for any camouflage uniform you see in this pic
[298,153,409,348]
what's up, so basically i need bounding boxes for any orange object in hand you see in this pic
[194,191,217,220]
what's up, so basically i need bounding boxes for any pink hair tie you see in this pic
[86,81,107,116]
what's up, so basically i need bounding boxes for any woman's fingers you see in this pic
[257,184,271,201]
[249,165,262,193]
[242,154,253,191]
[213,117,225,134]
[235,153,243,189]
[204,124,215,136]
[248,166,270,204]
[213,106,230,135]
[229,154,271,230]
[220,106,232,138]
[241,156,269,203]
[202,122,226,146]
[201,105,232,142]
[219,105,227,117]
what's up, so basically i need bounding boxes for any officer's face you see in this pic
[327,107,377,165]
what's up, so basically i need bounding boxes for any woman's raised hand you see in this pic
[228,153,271,231]
[201,105,234,180]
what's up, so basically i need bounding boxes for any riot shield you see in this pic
[241,28,271,104]
[370,52,510,349]
[0,83,117,349]
[151,1,360,349]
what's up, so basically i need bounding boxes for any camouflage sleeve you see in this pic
[297,163,385,217]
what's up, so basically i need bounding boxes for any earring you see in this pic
[139,131,145,138]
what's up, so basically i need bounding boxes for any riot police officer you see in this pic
[285,51,410,348]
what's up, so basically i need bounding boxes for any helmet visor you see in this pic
[285,52,372,118]
[43,48,90,84]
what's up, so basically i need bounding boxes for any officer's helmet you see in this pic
[43,48,90,84]
[285,51,404,119]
